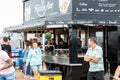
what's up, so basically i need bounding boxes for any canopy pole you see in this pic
[69,24,78,63]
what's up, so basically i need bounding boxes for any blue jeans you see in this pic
[0,72,15,80]
[24,62,33,76]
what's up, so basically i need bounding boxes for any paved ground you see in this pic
[15,68,112,80]
[15,70,25,80]
[15,69,34,80]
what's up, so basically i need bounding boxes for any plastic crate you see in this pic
[39,70,62,80]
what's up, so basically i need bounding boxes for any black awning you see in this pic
[5,0,120,32]
[4,20,46,32]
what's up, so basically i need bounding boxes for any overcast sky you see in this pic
[0,0,23,33]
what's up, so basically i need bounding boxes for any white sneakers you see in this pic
[30,76,34,79]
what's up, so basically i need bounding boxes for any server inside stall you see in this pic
[45,39,54,55]
[57,38,68,49]
[51,39,57,48]
[77,38,82,48]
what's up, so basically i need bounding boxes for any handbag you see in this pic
[8,52,12,58]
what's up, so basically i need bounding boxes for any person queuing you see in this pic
[26,41,46,80]
[84,37,104,80]
[0,49,15,80]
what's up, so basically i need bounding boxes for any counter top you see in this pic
[45,60,82,66]
[44,55,82,66]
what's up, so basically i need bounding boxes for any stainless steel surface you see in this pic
[44,55,82,66]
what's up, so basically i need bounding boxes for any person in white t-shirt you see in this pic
[0,49,15,80]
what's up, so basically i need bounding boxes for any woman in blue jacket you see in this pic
[26,42,45,80]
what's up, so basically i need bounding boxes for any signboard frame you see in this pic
[23,0,120,25]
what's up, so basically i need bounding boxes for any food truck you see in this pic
[5,0,120,80]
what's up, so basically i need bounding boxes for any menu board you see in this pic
[24,0,120,25]
[73,0,120,15]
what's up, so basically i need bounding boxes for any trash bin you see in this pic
[39,70,62,80]
[12,49,23,67]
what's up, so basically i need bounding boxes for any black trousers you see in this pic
[87,71,104,80]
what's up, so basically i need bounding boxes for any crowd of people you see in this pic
[45,38,68,49]
[0,36,120,80]
[0,37,47,80]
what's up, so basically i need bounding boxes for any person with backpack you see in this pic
[1,37,12,58]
